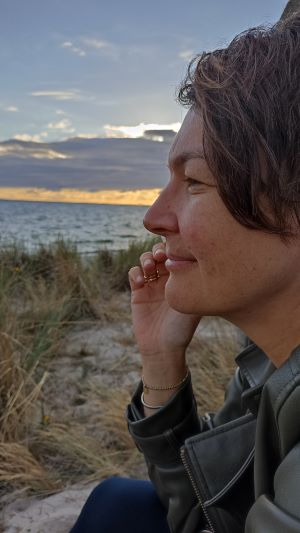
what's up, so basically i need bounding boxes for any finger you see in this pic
[152,242,166,261]
[156,261,169,277]
[140,251,156,274]
[128,266,145,290]
[140,250,169,278]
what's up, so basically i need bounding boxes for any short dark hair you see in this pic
[281,0,300,21]
[177,14,300,241]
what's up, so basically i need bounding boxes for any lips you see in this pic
[166,252,196,261]
[165,252,197,272]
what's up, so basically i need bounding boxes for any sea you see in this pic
[0,199,152,254]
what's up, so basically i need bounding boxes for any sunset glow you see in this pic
[0,187,161,206]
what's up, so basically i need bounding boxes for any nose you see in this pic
[143,186,178,237]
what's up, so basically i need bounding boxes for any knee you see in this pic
[87,476,157,510]
[87,476,124,504]
[71,477,169,533]
[70,477,125,532]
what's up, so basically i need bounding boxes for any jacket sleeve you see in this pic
[126,368,246,533]
[245,442,300,532]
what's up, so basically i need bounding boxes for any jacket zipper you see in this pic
[180,447,216,533]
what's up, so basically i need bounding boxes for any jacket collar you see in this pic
[235,343,275,415]
[235,342,275,388]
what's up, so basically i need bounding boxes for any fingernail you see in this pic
[137,275,144,284]
[144,259,153,268]
[154,249,163,256]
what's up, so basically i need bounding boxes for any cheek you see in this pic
[184,216,229,267]
[181,197,247,269]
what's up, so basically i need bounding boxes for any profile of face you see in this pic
[143,109,299,321]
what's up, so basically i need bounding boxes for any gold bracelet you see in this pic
[142,366,189,395]
[141,392,164,410]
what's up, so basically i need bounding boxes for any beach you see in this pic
[0,238,242,532]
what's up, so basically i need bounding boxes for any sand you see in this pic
[1,481,98,533]
[0,291,241,532]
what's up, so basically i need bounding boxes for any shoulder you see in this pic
[246,444,300,531]
[247,346,300,531]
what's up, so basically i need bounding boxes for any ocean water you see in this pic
[0,200,152,254]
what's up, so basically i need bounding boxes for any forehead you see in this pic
[168,109,204,167]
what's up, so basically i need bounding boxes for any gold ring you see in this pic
[144,269,160,282]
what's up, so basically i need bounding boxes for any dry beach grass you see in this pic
[0,237,243,531]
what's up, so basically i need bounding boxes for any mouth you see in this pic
[167,253,195,261]
[165,253,197,272]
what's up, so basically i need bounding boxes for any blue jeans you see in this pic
[70,476,170,533]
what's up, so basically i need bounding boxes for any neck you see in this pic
[225,287,300,368]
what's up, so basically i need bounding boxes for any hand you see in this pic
[128,242,202,360]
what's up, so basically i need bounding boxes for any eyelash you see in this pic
[184,177,203,188]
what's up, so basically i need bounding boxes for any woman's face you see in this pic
[143,109,298,320]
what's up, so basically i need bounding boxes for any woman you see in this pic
[71,10,300,533]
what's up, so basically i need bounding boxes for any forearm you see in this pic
[127,366,249,532]
[127,377,205,532]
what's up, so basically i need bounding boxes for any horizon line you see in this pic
[0,187,162,206]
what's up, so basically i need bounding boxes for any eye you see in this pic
[184,177,205,191]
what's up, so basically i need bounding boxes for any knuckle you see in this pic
[152,243,161,252]
[140,251,152,261]
[128,265,139,276]
[153,242,166,255]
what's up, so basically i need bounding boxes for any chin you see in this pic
[165,281,198,314]
[165,277,223,316]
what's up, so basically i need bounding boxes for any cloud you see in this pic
[104,122,181,139]
[178,49,194,61]
[82,37,118,59]
[56,109,67,115]
[30,90,81,101]
[0,144,70,160]
[72,47,86,57]
[14,119,76,143]
[4,106,19,112]
[61,41,86,57]
[81,39,154,61]
[60,37,114,59]
[60,36,118,60]
[75,133,101,139]
[82,38,110,50]
[47,118,75,133]
[14,132,48,143]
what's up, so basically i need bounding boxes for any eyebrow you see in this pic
[168,150,205,170]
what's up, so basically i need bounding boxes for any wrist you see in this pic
[141,360,187,390]
[142,365,189,392]
[140,364,189,417]
[140,349,186,369]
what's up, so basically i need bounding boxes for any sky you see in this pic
[0,0,287,144]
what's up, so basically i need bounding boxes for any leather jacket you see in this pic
[126,343,300,532]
